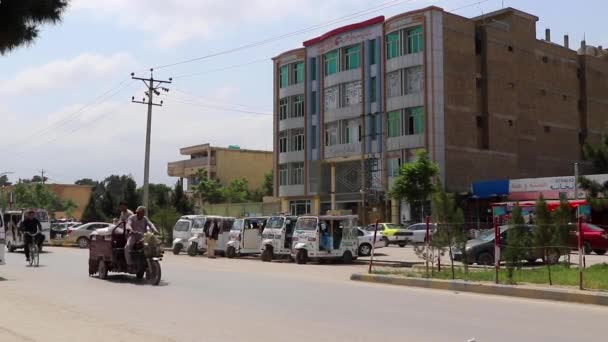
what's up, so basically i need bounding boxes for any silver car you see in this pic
[66,222,113,248]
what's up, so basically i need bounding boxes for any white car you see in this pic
[357,228,385,256]
[405,223,437,244]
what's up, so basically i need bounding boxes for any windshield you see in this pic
[37,211,49,222]
[266,217,284,229]
[192,217,206,228]
[232,220,244,231]
[296,218,317,231]
[586,224,605,232]
[174,221,190,232]
[385,223,403,230]
[477,230,496,242]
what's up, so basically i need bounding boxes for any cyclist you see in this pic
[21,209,42,263]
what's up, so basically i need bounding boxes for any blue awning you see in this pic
[472,180,509,199]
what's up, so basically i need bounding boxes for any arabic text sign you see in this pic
[509,174,608,193]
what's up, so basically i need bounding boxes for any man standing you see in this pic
[21,210,42,263]
[125,206,158,269]
[204,219,220,259]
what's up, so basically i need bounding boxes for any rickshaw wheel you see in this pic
[98,259,108,280]
[342,251,354,264]
[172,244,182,255]
[226,246,236,259]
[146,260,162,285]
[295,249,307,265]
[261,248,273,262]
[187,243,198,257]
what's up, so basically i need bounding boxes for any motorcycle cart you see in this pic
[88,223,163,285]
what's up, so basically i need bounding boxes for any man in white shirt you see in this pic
[125,206,158,268]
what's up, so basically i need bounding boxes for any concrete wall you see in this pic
[214,149,273,190]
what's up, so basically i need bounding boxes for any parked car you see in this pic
[364,223,412,247]
[66,222,113,248]
[453,225,561,265]
[51,222,75,239]
[573,223,608,255]
[404,223,438,244]
[356,228,385,256]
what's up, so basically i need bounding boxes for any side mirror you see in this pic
[286,220,291,224]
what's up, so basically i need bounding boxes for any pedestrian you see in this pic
[204,219,220,259]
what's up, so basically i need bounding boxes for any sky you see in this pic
[0,0,606,187]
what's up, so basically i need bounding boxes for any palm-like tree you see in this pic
[0,0,69,55]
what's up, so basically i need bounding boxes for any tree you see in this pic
[553,198,574,265]
[249,189,265,203]
[13,183,63,210]
[0,0,69,55]
[430,182,467,278]
[172,179,193,215]
[505,204,528,283]
[81,193,106,223]
[122,177,139,210]
[389,150,439,222]
[31,175,48,183]
[151,207,181,244]
[534,195,554,285]
[583,136,608,173]
[75,178,97,186]
[191,169,224,205]
[63,200,78,219]
[262,171,273,197]
[223,178,249,203]
[0,175,12,186]
[101,189,116,219]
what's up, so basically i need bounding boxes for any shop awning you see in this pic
[471,180,509,199]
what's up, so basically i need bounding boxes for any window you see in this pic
[324,86,339,110]
[370,115,377,141]
[370,77,377,102]
[387,110,401,137]
[339,120,351,144]
[290,163,304,185]
[279,164,288,186]
[325,125,338,146]
[311,127,317,149]
[387,71,400,98]
[408,107,425,135]
[388,158,401,177]
[406,26,423,54]
[279,65,288,88]
[344,45,361,70]
[279,131,287,153]
[290,200,311,216]
[279,98,288,120]
[386,31,400,59]
[369,40,377,65]
[292,95,304,118]
[311,58,317,81]
[358,125,362,142]
[405,66,423,94]
[293,62,304,84]
[290,128,304,152]
[311,91,317,114]
[324,49,339,75]
[343,81,362,106]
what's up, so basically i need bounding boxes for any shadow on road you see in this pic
[94,274,170,287]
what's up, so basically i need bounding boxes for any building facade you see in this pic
[167,143,273,192]
[272,6,608,223]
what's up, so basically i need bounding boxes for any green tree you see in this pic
[505,204,528,283]
[534,195,554,285]
[389,150,439,222]
[101,189,116,219]
[262,171,273,197]
[81,193,106,223]
[248,189,265,203]
[75,178,98,186]
[431,182,467,278]
[122,177,139,210]
[191,169,224,205]
[139,183,173,216]
[0,0,69,55]
[151,207,181,244]
[172,179,193,215]
[553,198,574,265]
[63,200,78,219]
[223,178,249,203]
[13,183,63,210]
[583,136,608,173]
[0,175,12,186]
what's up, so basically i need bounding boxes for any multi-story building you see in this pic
[167,143,273,192]
[272,6,608,223]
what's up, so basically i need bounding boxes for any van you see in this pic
[4,208,51,252]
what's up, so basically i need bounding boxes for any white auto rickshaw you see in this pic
[171,215,206,255]
[186,216,235,256]
[4,209,51,252]
[291,215,359,265]
[259,215,297,262]
[0,211,5,265]
[225,217,268,258]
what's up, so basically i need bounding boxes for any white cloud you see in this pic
[0,52,136,95]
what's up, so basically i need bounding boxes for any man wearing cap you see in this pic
[125,206,158,268]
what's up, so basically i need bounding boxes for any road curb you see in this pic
[350,273,608,307]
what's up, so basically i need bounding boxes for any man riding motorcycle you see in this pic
[125,206,158,270]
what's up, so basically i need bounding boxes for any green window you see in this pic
[388,158,401,177]
[370,77,377,102]
[293,62,304,84]
[407,26,423,54]
[386,31,400,59]
[311,58,317,81]
[408,107,425,134]
[370,114,377,141]
[279,65,289,88]
[369,40,377,65]
[388,110,401,137]
[324,50,339,76]
[344,45,360,70]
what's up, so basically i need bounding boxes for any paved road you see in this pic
[0,247,606,342]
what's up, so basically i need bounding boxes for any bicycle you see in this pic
[24,232,41,267]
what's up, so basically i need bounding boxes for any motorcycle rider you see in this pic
[125,206,158,269]
[21,209,42,263]
[115,201,133,227]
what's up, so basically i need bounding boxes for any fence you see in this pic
[201,202,280,218]
[368,218,605,291]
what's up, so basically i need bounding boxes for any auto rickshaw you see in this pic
[88,224,163,285]
[291,215,359,265]
[186,216,235,256]
[225,217,268,258]
[171,215,206,255]
[259,215,297,262]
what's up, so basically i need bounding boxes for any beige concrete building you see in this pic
[272,6,608,223]
[2,184,92,220]
[167,143,273,192]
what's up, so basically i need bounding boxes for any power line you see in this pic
[172,58,268,79]
[172,88,272,112]
[165,93,272,116]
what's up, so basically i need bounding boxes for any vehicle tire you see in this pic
[7,242,15,253]
[77,237,89,249]
[546,249,561,265]
[226,246,236,259]
[136,271,144,279]
[382,237,390,247]
[98,259,108,280]
[594,249,607,255]
[172,244,182,255]
[583,241,592,255]
[295,249,307,265]
[342,250,354,264]
[358,243,372,257]
[398,242,406,248]
[37,242,43,253]
[476,252,494,266]
[526,258,538,264]
[146,260,162,286]
[261,248,273,262]
[187,243,198,257]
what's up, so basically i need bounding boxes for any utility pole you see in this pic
[131,68,171,210]
[40,169,46,184]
